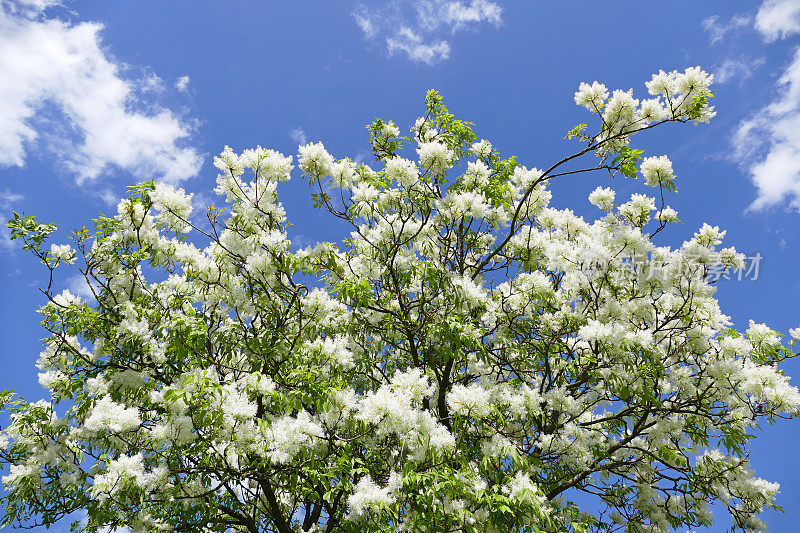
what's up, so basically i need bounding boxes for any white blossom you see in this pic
[574,81,609,111]
[588,186,615,211]
[694,223,726,247]
[298,141,334,177]
[150,183,193,233]
[656,206,679,224]
[347,476,394,518]
[84,396,141,433]
[639,155,675,187]
[49,243,75,264]
[470,139,493,158]
[447,383,492,418]
[266,411,323,464]
[384,157,419,187]
[416,140,454,175]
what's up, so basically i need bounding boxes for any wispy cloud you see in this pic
[701,13,752,44]
[66,273,97,302]
[0,1,202,184]
[416,0,502,31]
[353,0,502,65]
[713,56,766,84]
[289,127,307,146]
[755,0,800,42]
[0,189,23,250]
[175,75,190,92]
[733,0,800,211]
[387,27,450,64]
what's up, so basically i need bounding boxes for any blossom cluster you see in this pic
[0,73,796,533]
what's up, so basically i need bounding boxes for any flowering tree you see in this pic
[2,68,799,533]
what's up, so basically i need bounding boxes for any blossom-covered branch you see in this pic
[1,67,798,533]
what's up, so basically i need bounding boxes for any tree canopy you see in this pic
[2,67,799,533]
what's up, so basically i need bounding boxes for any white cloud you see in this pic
[734,47,800,211]
[66,273,97,302]
[755,0,800,42]
[354,11,377,39]
[701,13,752,44]
[289,127,307,146]
[0,189,23,250]
[418,0,502,31]
[354,0,502,64]
[3,0,62,16]
[387,27,450,65]
[714,56,765,84]
[0,2,202,184]
[137,72,165,93]
[175,75,190,92]
[729,0,800,211]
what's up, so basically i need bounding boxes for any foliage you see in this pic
[1,67,798,533]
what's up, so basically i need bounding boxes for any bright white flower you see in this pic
[645,67,715,121]
[638,98,668,122]
[464,160,491,188]
[350,181,380,211]
[451,274,488,309]
[150,183,193,233]
[330,159,357,188]
[213,145,244,175]
[1,462,41,489]
[219,385,258,429]
[117,303,150,341]
[240,146,293,181]
[656,206,679,224]
[602,89,639,130]
[38,369,65,390]
[646,70,679,97]
[447,383,492,418]
[427,423,456,450]
[588,186,615,211]
[347,476,393,518]
[640,155,675,187]
[266,411,323,464]
[416,141,454,175]
[480,434,513,459]
[298,142,334,177]
[470,139,493,158]
[52,288,82,308]
[320,336,355,369]
[574,81,609,111]
[390,368,433,403]
[790,327,800,341]
[504,472,542,505]
[49,243,75,264]
[677,66,713,94]
[694,223,725,247]
[384,157,419,187]
[302,288,347,327]
[511,166,544,192]
[437,190,490,220]
[747,320,780,347]
[738,359,800,410]
[618,193,655,225]
[579,320,617,344]
[356,386,416,434]
[718,247,746,269]
[380,122,400,137]
[84,396,141,433]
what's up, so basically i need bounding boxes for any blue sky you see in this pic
[1,0,800,531]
